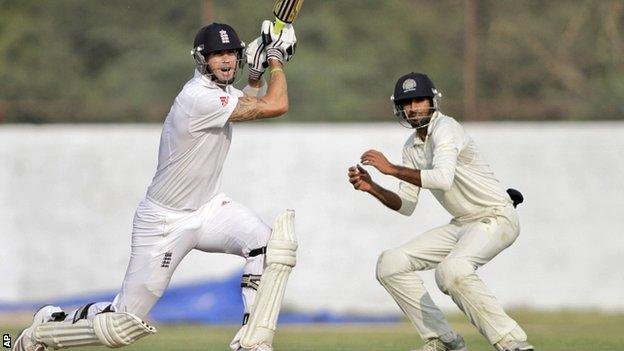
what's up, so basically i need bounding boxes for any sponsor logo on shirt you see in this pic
[220,96,229,106]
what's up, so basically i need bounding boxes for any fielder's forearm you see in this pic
[390,165,423,187]
[368,183,402,211]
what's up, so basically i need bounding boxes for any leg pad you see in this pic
[34,312,156,349]
[240,210,297,349]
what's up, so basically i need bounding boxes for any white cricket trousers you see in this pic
[376,203,527,345]
[65,193,271,323]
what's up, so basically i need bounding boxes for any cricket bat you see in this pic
[272,0,305,34]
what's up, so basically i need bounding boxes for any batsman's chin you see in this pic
[215,73,234,82]
[213,67,234,79]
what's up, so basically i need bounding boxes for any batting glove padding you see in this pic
[246,36,267,80]
[261,20,297,63]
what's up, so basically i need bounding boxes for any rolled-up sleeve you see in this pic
[420,123,461,191]
[186,92,239,134]
[397,147,421,216]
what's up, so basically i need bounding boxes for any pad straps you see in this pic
[249,246,266,257]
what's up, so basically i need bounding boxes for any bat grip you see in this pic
[273,18,286,34]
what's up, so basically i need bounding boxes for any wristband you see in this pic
[270,67,284,74]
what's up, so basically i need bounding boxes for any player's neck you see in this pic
[417,127,427,141]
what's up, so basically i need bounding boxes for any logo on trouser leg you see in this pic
[161,252,172,268]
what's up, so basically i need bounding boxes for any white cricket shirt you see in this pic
[146,70,243,211]
[397,112,513,221]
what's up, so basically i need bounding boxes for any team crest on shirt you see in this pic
[220,96,229,106]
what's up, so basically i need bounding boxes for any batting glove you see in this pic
[261,20,297,64]
[246,36,267,81]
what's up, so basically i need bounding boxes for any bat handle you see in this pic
[273,18,286,35]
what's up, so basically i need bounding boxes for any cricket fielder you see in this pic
[14,21,298,351]
[347,73,534,351]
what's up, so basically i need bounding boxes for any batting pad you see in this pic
[241,210,297,348]
[93,311,156,347]
[34,312,156,349]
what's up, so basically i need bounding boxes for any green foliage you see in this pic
[481,0,624,120]
[0,0,198,122]
[0,0,622,122]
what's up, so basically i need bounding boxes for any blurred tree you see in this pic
[480,0,624,120]
[0,0,622,123]
[0,0,199,122]
[464,0,478,121]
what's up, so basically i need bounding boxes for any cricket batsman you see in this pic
[14,20,298,351]
[347,72,534,351]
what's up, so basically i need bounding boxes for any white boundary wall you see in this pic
[2,122,623,313]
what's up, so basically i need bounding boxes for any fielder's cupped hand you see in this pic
[348,164,373,192]
[261,20,297,63]
[360,150,395,175]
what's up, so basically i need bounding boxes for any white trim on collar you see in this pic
[194,69,219,88]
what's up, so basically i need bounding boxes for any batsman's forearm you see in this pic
[263,63,288,115]
[390,165,423,187]
[368,183,402,211]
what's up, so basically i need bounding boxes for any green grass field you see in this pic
[3,311,623,351]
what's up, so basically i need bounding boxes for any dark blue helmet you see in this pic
[191,23,246,77]
[391,72,442,129]
[392,72,437,102]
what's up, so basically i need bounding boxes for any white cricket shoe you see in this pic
[411,334,468,351]
[13,305,63,351]
[499,340,534,351]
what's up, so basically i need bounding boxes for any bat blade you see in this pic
[272,0,304,33]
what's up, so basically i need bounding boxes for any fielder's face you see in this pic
[206,49,238,84]
[401,97,434,128]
